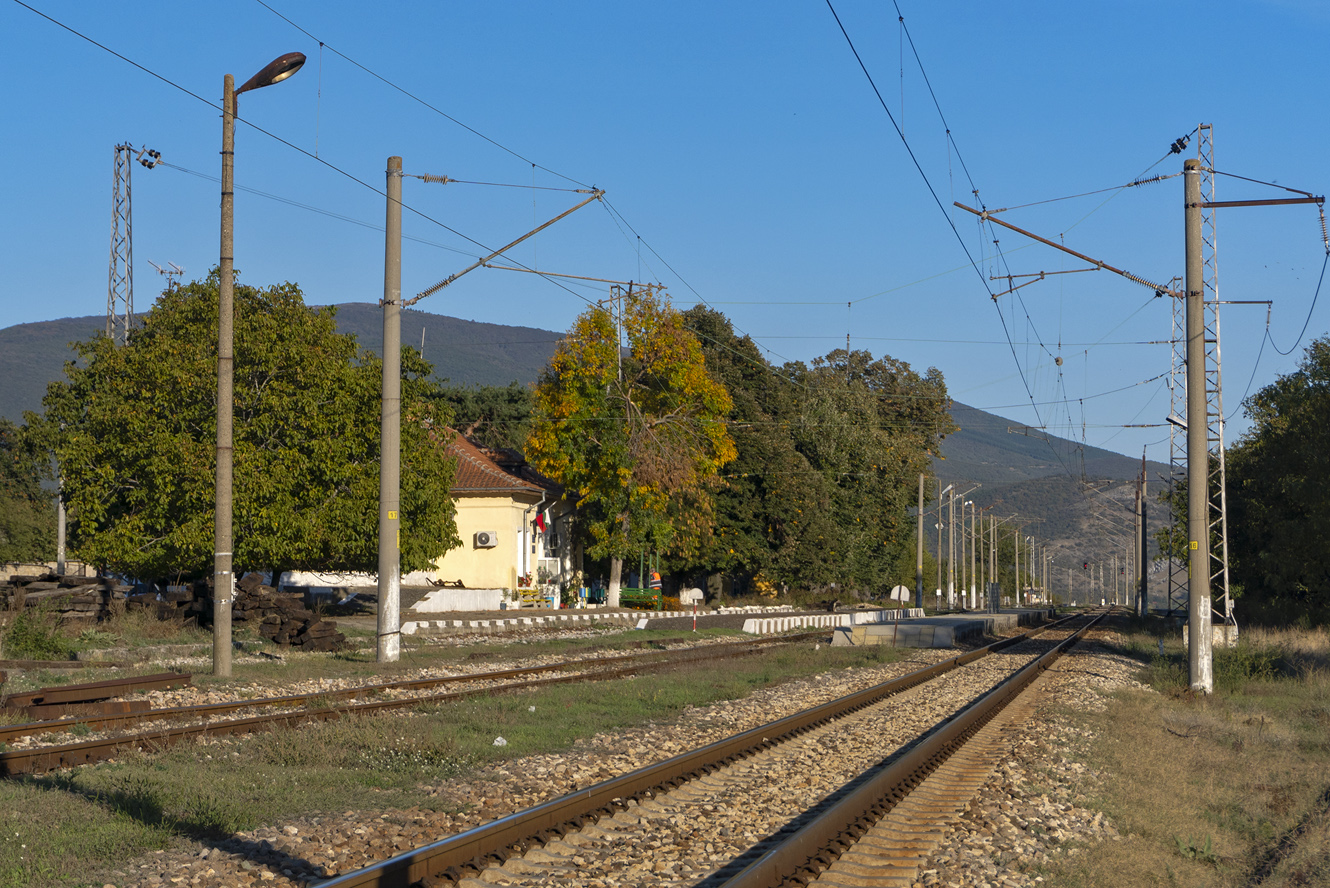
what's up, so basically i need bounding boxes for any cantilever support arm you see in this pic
[406,190,605,306]
[954,201,1181,298]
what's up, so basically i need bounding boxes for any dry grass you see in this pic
[95,607,211,644]
[1242,625,1330,677]
[1033,621,1330,887]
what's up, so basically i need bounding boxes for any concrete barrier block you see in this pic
[1183,622,1240,648]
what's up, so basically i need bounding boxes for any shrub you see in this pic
[1214,644,1281,690]
[0,606,71,660]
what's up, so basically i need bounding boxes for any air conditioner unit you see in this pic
[474,530,498,549]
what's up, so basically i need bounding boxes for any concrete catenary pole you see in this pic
[1042,548,1048,603]
[1184,158,1214,693]
[214,73,238,678]
[989,513,1000,611]
[378,156,403,663]
[947,491,956,607]
[56,484,66,577]
[1012,526,1019,607]
[1134,476,1142,609]
[990,515,997,611]
[1139,451,1149,617]
[957,502,965,606]
[969,502,977,609]
[915,474,924,609]
[978,510,985,604]
[936,484,944,605]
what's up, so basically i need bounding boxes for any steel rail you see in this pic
[0,633,827,776]
[2,671,190,708]
[719,609,1108,888]
[0,633,824,744]
[314,612,1079,888]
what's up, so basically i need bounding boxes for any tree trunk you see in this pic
[608,557,622,608]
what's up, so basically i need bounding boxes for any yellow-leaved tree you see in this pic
[526,288,735,604]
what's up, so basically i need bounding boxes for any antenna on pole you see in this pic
[107,144,160,344]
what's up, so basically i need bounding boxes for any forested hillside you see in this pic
[0,304,560,423]
[932,404,1174,603]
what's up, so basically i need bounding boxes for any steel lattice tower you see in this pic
[1167,292,1187,616]
[1198,124,1236,639]
[107,144,134,344]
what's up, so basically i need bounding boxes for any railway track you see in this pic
[311,609,1100,888]
[0,632,825,776]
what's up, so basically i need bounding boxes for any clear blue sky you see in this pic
[4,0,1327,469]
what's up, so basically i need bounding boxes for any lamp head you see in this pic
[237,52,306,95]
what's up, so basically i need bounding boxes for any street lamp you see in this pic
[214,52,305,678]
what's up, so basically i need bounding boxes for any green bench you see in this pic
[618,587,661,611]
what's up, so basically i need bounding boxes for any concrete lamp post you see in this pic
[214,51,305,678]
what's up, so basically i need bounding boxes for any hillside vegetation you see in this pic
[0,304,560,424]
[933,403,1175,601]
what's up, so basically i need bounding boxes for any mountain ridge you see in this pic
[0,304,561,424]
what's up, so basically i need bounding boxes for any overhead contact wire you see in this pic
[252,0,592,189]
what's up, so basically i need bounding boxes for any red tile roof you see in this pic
[443,431,544,494]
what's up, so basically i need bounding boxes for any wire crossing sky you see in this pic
[3,0,1327,468]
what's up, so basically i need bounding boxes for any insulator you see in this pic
[1320,207,1328,255]
[1122,270,1170,293]
[420,173,449,184]
[1127,174,1166,188]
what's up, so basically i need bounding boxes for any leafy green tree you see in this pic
[785,349,954,594]
[1153,458,1220,570]
[31,272,459,581]
[0,417,54,563]
[676,308,954,596]
[678,307,837,587]
[526,290,736,600]
[433,381,535,451]
[1225,336,1330,618]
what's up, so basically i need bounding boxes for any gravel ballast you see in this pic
[88,629,1146,888]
